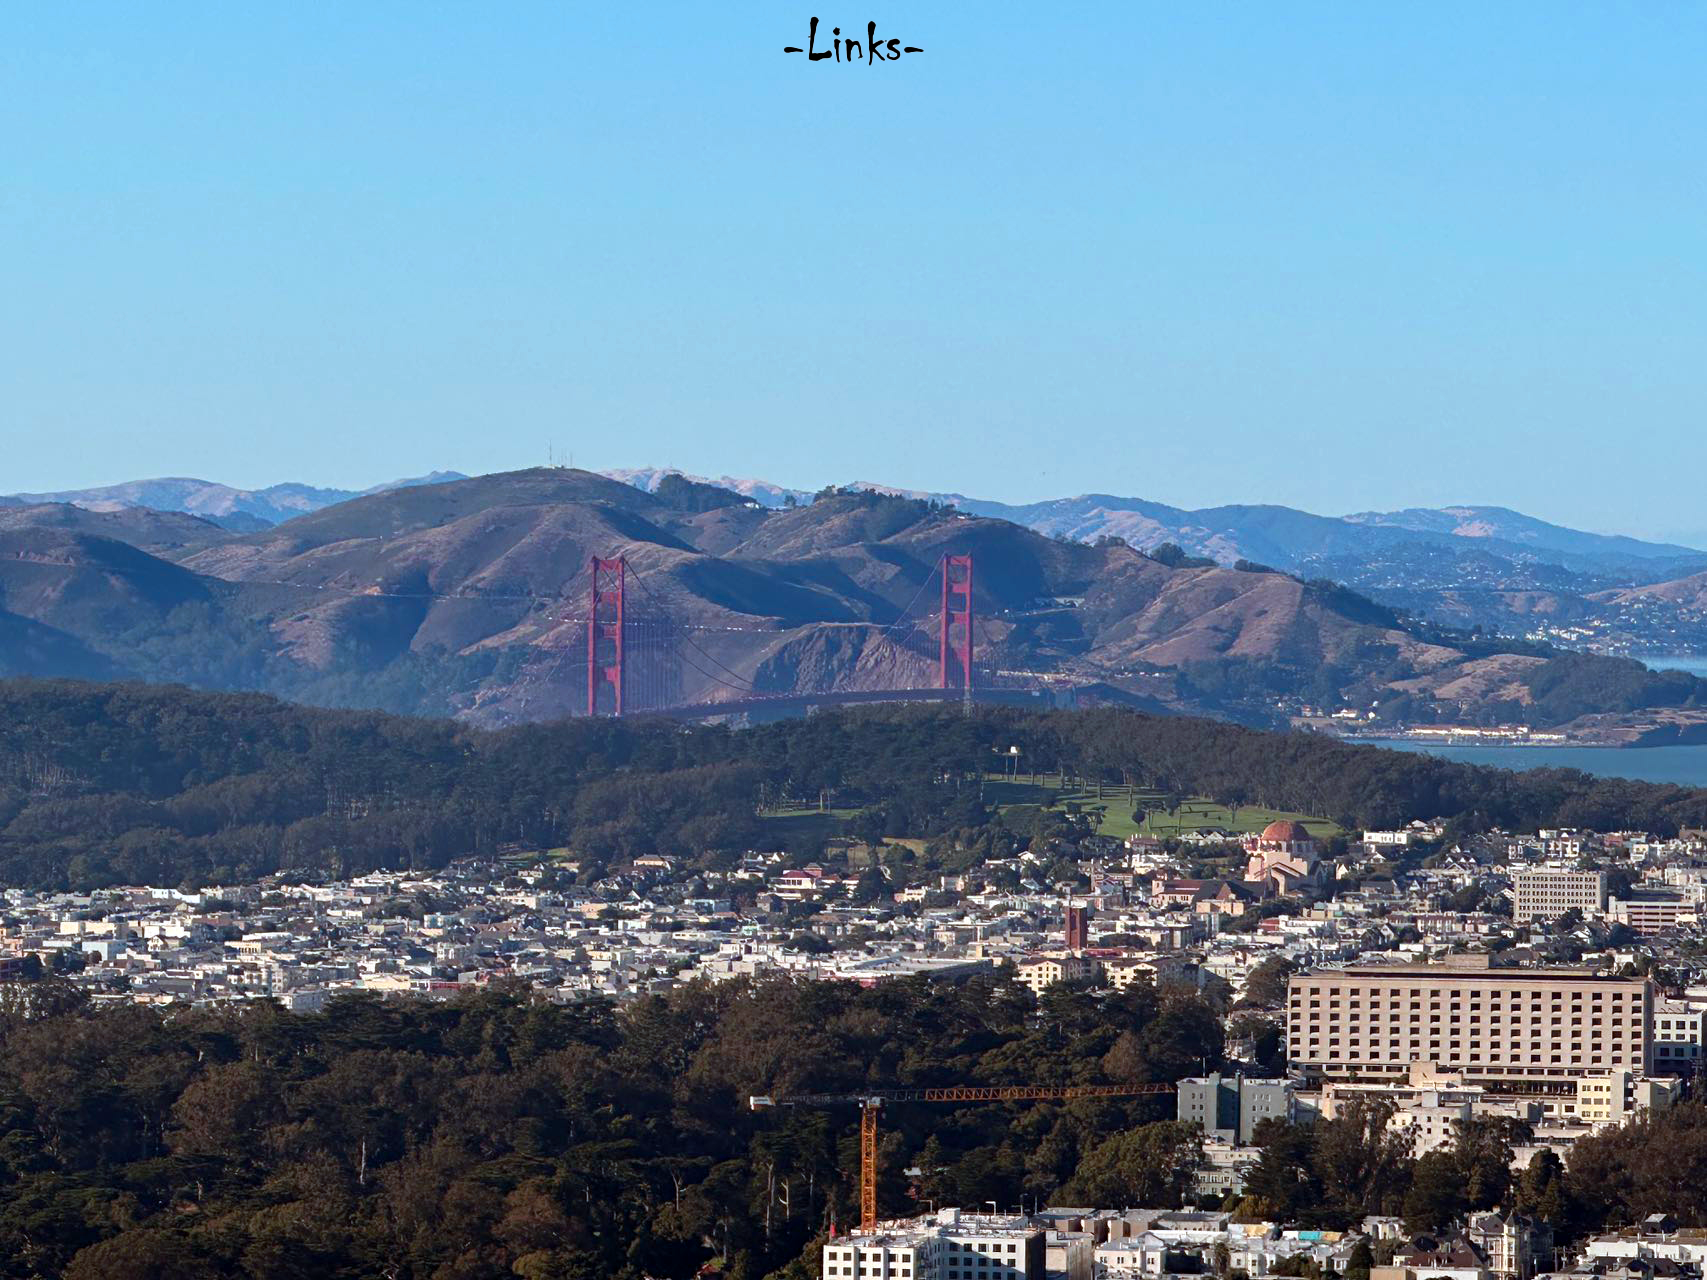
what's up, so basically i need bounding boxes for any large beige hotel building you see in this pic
[1287,955,1652,1085]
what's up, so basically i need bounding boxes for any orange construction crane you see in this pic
[750,1083,1175,1232]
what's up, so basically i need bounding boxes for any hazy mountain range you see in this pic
[608,471,1707,650]
[2,467,1707,739]
[0,472,466,531]
[607,470,1706,573]
[12,466,1699,575]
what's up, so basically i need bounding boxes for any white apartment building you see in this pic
[822,1232,939,1278]
[1511,870,1605,923]
[1095,1235,1169,1279]
[1364,830,1417,848]
[1653,1000,1705,1074]
[1394,1090,1475,1155]
[822,1211,1042,1280]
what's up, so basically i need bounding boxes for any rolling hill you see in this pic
[628,471,1707,657]
[874,490,1707,578]
[1595,570,1707,611]
[2,468,1705,736]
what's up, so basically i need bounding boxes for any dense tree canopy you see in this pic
[1241,1101,1707,1244]
[0,972,1209,1280]
[4,680,1707,891]
[1,957,1697,1278]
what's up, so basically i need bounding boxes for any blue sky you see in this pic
[3,3,1704,538]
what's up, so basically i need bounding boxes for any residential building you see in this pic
[1364,829,1418,849]
[1653,1001,1705,1075]
[1014,954,1097,995]
[1375,1238,1492,1280]
[1176,1074,1295,1146]
[1582,1219,1707,1270]
[1466,1211,1553,1280]
[1512,870,1606,923]
[821,1210,1043,1280]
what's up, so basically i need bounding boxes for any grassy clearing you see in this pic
[756,807,862,846]
[750,778,1338,850]
[981,773,1339,840]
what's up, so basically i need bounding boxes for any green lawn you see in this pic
[750,779,1338,850]
[756,807,862,846]
[981,773,1338,840]
[1126,799,1339,840]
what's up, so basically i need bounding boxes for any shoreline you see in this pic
[1352,736,1624,751]
[1349,737,1707,786]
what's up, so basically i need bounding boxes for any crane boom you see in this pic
[749,1082,1175,1231]
[751,1083,1174,1108]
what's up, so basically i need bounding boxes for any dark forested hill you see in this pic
[3,681,1707,892]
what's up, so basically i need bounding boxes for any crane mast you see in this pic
[750,1082,1175,1232]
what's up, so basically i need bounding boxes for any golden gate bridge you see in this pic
[558,551,1050,719]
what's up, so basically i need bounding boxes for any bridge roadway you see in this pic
[644,684,1067,723]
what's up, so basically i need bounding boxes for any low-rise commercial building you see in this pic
[1606,895,1699,936]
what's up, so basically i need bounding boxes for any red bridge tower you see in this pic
[939,553,974,695]
[587,556,626,716]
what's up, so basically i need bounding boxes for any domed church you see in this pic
[1242,820,1322,895]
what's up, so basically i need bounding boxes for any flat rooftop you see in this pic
[1298,957,1641,983]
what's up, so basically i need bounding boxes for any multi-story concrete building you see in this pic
[821,1210,1043,1280]
[1318,1059,1667,1131]
[1176,1074,1294,1145]
[1569,1070,1679,1123]
[1286,955,1652,1086]
[1653,1000,1705,1074]
[1013,954,1096,995]
[1606,894,1699,935]
[821,1230,942,1278]
[1511,870,1606,923]
[1393,1089,1475,1155]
